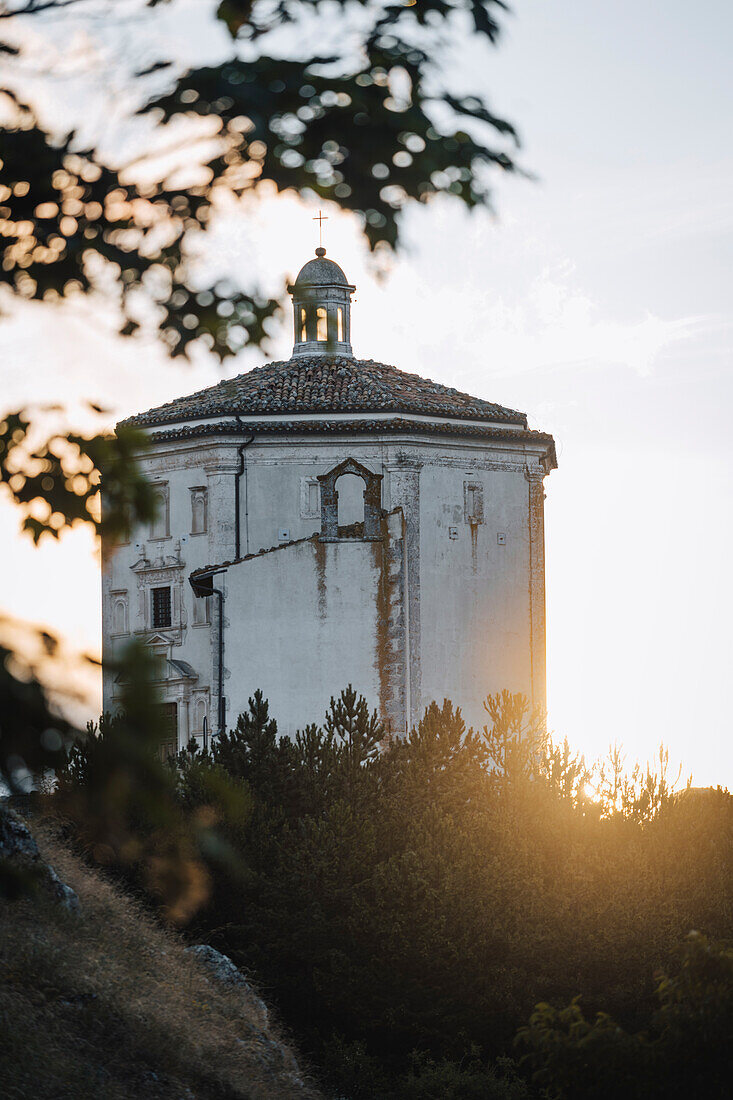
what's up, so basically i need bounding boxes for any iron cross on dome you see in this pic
[313,209,328,249]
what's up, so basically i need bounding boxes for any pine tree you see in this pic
[324,686,384,798]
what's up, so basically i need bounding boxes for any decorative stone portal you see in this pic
[318,458,383,541]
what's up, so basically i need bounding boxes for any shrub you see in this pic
[515,933,733,1099]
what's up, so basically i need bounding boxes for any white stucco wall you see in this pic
[219,538,392,737]
[101,424,550,747]
[417,461,533,732]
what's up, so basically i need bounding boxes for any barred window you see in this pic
[151,586,172,628]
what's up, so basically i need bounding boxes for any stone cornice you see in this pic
[143,417,558,470]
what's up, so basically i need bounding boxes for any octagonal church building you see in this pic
[102,248,557,751]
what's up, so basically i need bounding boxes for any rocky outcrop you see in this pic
[185,943,304,1086]
[185,943,269,1027]
[0,806,79,913]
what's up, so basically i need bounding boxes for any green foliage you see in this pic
[0,404,156,807]
[0,410,156,544]
[55,641,250,923]
[145,41,516,259]
[320,1037,530,1099]
[209,685,384,818]
[481,690,590,804]
[171,737,254,867]
[398,1051,530,1100]
[595,741,688,824]
[515,934,733,1100]
[214,689,284,782]
[175,688,732,1096]
[322,684,384,798]
[0,637,69,792]
[0,92,281,359]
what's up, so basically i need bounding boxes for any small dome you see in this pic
[293,248,350,288]
[288,247,356,358]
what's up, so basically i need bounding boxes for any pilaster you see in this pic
[375,509,408,735]
[384,458,422,730]
[204,457,238,734]
[525,465,548,712]
[205,457,240,565]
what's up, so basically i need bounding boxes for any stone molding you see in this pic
[131,543,188,642]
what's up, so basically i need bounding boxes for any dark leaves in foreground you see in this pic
[0,409,157,544]
[1,0,517,355]
[55,641,251,924]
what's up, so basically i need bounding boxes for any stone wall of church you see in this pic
[218,515,406,737]
[416,458,536,732]
[100,438,242,742]
[381,438,544,731]
[102,426,549,748]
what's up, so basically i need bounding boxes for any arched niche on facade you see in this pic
[318,458,383,541]
[112,596,128,636]
[194,697,207,734]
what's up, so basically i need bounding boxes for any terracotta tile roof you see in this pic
[146,416,557,468]
[190,534,317,579]
[121,355,527,428]
[189,507,405,578]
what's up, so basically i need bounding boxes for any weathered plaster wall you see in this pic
[101,440,241,739]
[417,458,534,732]
[233,439,384,555]
[219,530,405,737]
[101,426,549,748]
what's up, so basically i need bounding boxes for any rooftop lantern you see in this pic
[288,247,355,358]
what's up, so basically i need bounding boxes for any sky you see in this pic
[1,0,732,785]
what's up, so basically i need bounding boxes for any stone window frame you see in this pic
[132,556,187,642]
[192,593,211,627]
[189,486,208,536]
[300,475,321,520]
[463,480,484,525]
[110,589,129,636]
[192,692,209,734]
[318,457,383,542]
[149,481,171,541]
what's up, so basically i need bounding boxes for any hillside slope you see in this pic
[0,821,321,1100]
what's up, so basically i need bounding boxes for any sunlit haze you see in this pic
[1,0,731,785]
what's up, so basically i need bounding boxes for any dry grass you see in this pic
[0,822,322,1100]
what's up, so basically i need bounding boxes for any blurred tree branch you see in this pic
[1,0,518,356]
